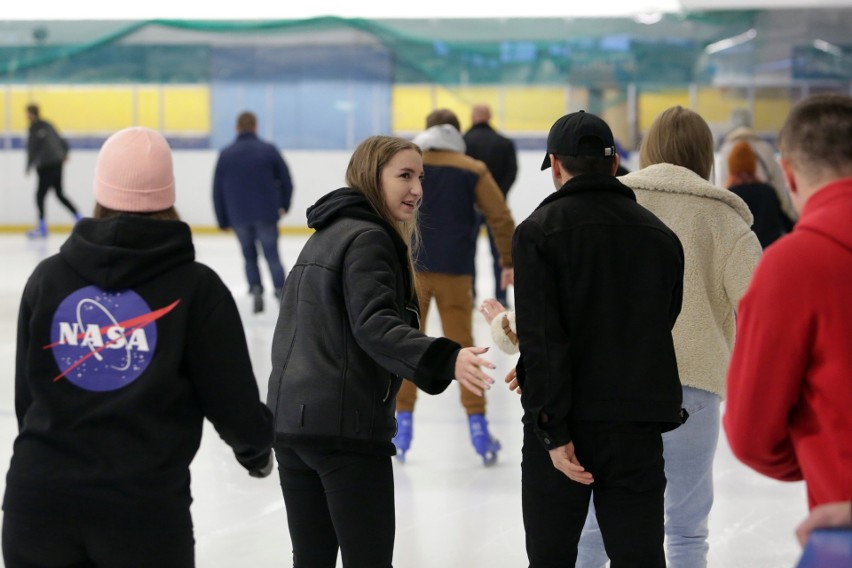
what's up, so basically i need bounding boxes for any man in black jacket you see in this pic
[464,104,518,304]
[513,111,686,567]
[25,103,81,238]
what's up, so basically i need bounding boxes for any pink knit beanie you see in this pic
[94,127,176,212]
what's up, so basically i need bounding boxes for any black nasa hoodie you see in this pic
[4,215,273,525]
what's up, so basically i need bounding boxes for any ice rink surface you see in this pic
[0,231,808,567]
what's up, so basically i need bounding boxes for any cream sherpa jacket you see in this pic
[621,163,762,398]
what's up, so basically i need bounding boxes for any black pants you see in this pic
[2,506,194,568]
[521,421,667,568]
[276,445,395,568]
[35,163,78,220]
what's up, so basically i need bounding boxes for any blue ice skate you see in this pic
[393,411,413,462]
[468,413,501,466]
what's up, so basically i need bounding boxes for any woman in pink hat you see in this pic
[3,127,274,567]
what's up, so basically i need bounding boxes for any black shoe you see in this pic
[250,287,264,314]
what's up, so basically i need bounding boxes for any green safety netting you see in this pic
[3,10,848,86]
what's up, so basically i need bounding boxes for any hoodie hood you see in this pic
[412,124,466,153]
[59,216,195,290]
[306,186,414,296]
[307,187,386,230]
[724,126,761,144]
[622,163,754,225]
[797,178,852,255]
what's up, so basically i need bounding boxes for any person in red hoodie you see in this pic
[724,93,852,526]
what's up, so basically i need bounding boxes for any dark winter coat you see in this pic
[213,132,294,228]
[729,180,795,248]
[5,216,273,524]
[267,188,461,456]
[463,123,518,195]
[513,173,686,450]
[26,119,68,171]
[412,125,515,275]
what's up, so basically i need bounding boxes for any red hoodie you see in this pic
[724,178,852,509]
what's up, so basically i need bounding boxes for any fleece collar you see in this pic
[621,163,754,224]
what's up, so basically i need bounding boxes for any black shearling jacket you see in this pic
[267,187,461,456]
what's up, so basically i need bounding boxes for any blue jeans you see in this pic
[577,386,720,568]
[471,212,505,303]
[232,221,286,292]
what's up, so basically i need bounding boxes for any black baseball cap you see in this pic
[541,110,617,170]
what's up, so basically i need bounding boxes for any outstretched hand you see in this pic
[454,346,495,397]
[478,298,507,325]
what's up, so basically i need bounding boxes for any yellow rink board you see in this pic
[2,83,791,139]
[1,85,210,135]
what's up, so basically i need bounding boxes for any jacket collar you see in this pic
[621,163,753,224]
[536,173,635,212]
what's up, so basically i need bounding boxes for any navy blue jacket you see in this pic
[414,150,515,275]
[213,132,293,228]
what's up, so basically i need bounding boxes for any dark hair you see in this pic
[778,93,852,181]
[237,111,257,133]
[554,155,615,177]
[93,203,180,221]
[26,104,40,119]
[425,109,461,131]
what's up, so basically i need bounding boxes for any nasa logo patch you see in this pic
[47,286,179,392]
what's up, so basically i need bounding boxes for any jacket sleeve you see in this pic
[342,228,458,393]
[724,231,762,307]
[474,162,516,268]
[211,155,229,229]
[513,221,573,450]
[274,150,294,212]
[185,290,273,474]
[503,140,518,193]
[723,245,806,481]
[26,126,38,172]
[14,282,35,431]
[490,310,519,355]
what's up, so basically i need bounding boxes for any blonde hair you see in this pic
[345,136,423,295]
[640,106,715,180]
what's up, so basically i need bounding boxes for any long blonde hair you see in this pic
[345,136,422,296]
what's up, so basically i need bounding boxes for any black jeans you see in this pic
[275,445,395,568]
[2,506,194,568]
[521,421,667,568]
[35,163,78,220]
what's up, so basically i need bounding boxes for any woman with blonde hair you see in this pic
[576,106,763,567]
[267,135,495,567]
